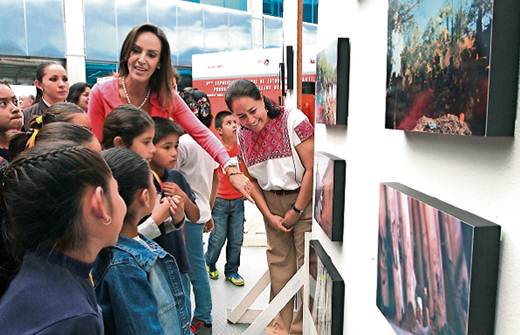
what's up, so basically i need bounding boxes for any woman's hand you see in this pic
[267,213,292,233]
[227,169,254,203]
[281,208,301,229]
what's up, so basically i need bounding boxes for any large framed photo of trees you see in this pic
[315,38,350,126]
[309,240,345,335]
[313,152,345,241]
[377,183,501,335]
[386,0,520,136]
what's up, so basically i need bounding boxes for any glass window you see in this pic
[263,15,283,48]
[201,0,224,7]
[116,0,147,49]
[0,0,26,56]
[26,0,66,58]
[148,0,178,66]
[85,0,118,61]
[228,11,252,50]
[303,0,318,24]
[86,61,117,85]
[263,0,283,18]
[303,23,317,48]
[223,0,246,11]
[203,7,229,53]
[176,4,204,66]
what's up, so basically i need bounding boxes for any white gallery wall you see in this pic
[284,0,520,334]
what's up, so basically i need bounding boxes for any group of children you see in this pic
[0,81,247,335]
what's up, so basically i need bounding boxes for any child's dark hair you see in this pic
[214,110,233,129]
[224,79,281,119]
[152,117,184,144]
[101,147,151,225]
[67,82,92,105]
[102,104,154,149]
[9,122,96,160]
[29,102,85,129]
[34,61,63,103]
[179,87,213,128]
[1,145,111,258]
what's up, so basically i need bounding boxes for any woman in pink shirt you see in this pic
[88,23,251,200]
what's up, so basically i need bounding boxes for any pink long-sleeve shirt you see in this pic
[88,77,229,166]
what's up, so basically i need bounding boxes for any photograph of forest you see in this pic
[376,184,473,335]
[309,240,344,335]
[386,0,493,135]
[316,40,339,125]
[313,152,345,241]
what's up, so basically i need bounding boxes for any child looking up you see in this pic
[93,148,190,335]
[205,111,246,286]
[149,116,200,297]
[0,145,125,334]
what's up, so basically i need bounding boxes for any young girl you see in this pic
[102,105,189,267]
[9,122,101,160]
[34,102,92,130]
[0,145,126,334]
[0,81,22,162]
[23,61,69,129]
[67,82,92,112]
[225,79,314,335]
[93,147,190,334]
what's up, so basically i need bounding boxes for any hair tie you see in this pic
[25,129,39,149]
[35,115,43,125]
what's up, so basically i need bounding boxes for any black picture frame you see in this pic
[377,182,501,335]
[308,239,345,335]
[286,45,294,90]
[315,37,350,126]
[313,152,345,242]
[385,0,520,136]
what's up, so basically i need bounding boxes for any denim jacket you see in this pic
[92,234,191,335]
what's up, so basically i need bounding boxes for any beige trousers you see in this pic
[262,190,312,335]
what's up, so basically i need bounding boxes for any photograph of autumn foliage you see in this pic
[377,183,501,335]
[385,0,493,135]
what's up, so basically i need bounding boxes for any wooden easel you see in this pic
[227,233,313,335]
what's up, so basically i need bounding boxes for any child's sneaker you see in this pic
[190,318,212,335]
[226,272,245,286]
[205,264,219,280]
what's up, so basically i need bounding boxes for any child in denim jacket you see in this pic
[93,148,190,335]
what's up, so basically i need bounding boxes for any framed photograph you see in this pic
[313,152,345,241]
[309,239,345,335]
[385,0,520,136]
[315,37,350,126]
[377,183,501,335]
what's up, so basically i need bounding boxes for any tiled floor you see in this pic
[198,203,270,335]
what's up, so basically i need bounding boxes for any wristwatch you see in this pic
[292,204,303,216]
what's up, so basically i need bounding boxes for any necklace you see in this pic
[122,77,151,109]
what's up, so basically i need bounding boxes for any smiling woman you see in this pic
[88,23,252,201]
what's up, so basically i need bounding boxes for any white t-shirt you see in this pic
[237,107,314,191]
[177,134,219,223]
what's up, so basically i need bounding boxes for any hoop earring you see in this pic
[102,217,112,226]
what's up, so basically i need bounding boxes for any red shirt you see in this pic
[216,143,245,200]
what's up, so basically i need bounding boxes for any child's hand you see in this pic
[167,195,185,224]
[204,218,214,233]
[150,195,173,225]
[162,182,187,200]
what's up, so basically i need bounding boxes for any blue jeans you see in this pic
[184,221,212,324]
[205,198,245,276]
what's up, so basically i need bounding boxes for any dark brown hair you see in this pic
[224,79,281,119]
[119,24,174,109]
